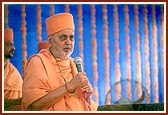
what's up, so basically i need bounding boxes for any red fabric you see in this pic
[4,27,13,42]
[38,41,49,52]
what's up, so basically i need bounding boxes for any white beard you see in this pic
[55,50,72,59]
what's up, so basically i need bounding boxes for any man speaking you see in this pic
[22,13,97,111]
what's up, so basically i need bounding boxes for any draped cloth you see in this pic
[22,49,97,111]
[4,60,23,99]
[4,60,23,111]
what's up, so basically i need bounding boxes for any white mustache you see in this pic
[64,45,71,49]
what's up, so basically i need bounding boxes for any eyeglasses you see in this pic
[5,42,14,47]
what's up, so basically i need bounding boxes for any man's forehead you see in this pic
[58,33,74,36]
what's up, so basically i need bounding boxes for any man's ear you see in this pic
[48,37,52,44]
[47,37,52,48]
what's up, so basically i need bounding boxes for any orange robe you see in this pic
[4,60,23,99]
[22,49,97,111]
[4,60,23,111]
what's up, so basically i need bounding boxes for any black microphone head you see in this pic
[74,57,83,72]
[74,57,82,65]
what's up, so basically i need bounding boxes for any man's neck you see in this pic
[4,58,9,67]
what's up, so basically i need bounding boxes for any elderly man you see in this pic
[22,13,97,111]
[4,27,23,111]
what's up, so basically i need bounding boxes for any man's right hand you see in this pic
[67,72,89,91]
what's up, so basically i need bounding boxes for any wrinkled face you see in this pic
[49,29,75,59]
[4,40,15,59]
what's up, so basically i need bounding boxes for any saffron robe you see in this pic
[4,60,22,99]
[4,60,23,110]
[22,49,97,111]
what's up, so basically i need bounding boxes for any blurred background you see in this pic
[3,2,165,106]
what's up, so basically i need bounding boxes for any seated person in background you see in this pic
[37,41,49,52]
[4,27,23,111]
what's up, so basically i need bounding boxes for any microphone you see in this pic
[74,56,87,111]
[74,57,83,72]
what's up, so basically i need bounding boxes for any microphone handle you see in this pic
[76,64,82,72]
[75,62,87,110]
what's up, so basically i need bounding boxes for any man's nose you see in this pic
[65,38,72,44]
[11,44,15,50]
